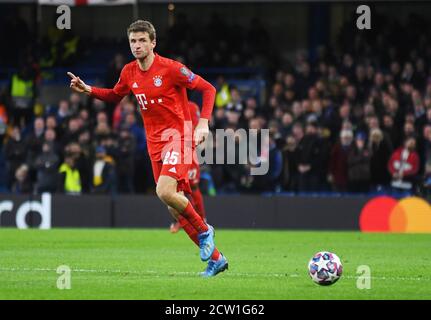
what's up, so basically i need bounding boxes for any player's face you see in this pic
[129,32,156,60]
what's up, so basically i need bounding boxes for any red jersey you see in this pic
[91,53,215,161]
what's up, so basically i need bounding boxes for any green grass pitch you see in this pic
[0,228,430,299]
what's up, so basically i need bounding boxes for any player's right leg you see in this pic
[156,175,215,261]
[201,253,228,278]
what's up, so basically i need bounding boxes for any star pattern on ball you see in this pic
[315,257,330,272]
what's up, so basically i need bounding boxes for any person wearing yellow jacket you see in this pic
[10,65,35,126]
[58,154,82,195]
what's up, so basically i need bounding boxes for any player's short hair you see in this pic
[127,20,156,41]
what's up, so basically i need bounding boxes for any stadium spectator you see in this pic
[35,142,60,193]
[369,128,392,190]
[92,145,116,195]
[11,164,32,194]
[123,113,146,154]
[112,97,134,131]
[225,87,244,113]
[25,117,45,180]
[9,64,36,127]
[43,128,62,158]
[388,137,420,192]
[329,129,353,192]
[382,114,400,149]
[94,120,112,145]
[251,134,282,192]
[78,109,91,132]
[347,132,371,193]
[58,153,82,195]
[62,117,82,145]
[117,128,136,193]
[215,76,231,108]
[4,126,27,190]
[296,122,324,192]
[46,114,62,140]
[67,142,92,194]
[56,100,71,127]
[69,92,84,115]
[281,135,298,191]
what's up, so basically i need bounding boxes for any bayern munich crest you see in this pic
[153,75,163,87]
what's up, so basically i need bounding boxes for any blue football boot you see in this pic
[198,225,215,261]
[201,254,229,278]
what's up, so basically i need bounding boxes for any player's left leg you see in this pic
[169,186,205,233]
[156,175,215,261]
[169,220,181,233]
[170,160,205,232]
[190,185,206,221]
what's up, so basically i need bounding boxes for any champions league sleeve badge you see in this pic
[180,66,196,83]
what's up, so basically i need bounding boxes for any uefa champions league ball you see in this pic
[308,251,343,286]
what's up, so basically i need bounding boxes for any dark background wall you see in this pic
[0,194,367,229]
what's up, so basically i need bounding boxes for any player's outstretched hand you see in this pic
[194,118,209,146]
[67,72,91,94]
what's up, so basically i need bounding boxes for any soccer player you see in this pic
[170,101,206,233]
[68,20,228,277]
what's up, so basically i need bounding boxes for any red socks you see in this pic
[179,215,199,246]
[178,216,221,261]
[191,188,206,220]
[181,201,208,233]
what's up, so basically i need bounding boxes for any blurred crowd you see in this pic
[1,92,153,195]
[1,12,431,196]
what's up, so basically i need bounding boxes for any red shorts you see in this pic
[151,143,194,195]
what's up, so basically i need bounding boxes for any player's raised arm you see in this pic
[67,72,92,94]
[67,67,130,104]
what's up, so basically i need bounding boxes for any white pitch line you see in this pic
[0,267,430,282]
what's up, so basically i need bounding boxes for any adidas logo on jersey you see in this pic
[132,82,138,88]
[168,167,177,174]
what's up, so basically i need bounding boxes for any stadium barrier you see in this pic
[0,194,430,232]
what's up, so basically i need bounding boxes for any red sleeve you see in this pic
[171,63,216,120]
[192,76,216,120]
[90,65,130,103]
[91,87,124,104]
[171,63,199,89]
[404,152,420,176]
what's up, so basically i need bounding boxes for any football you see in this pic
[308,251,343,286]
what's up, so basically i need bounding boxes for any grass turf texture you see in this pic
[0,229,430,300]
